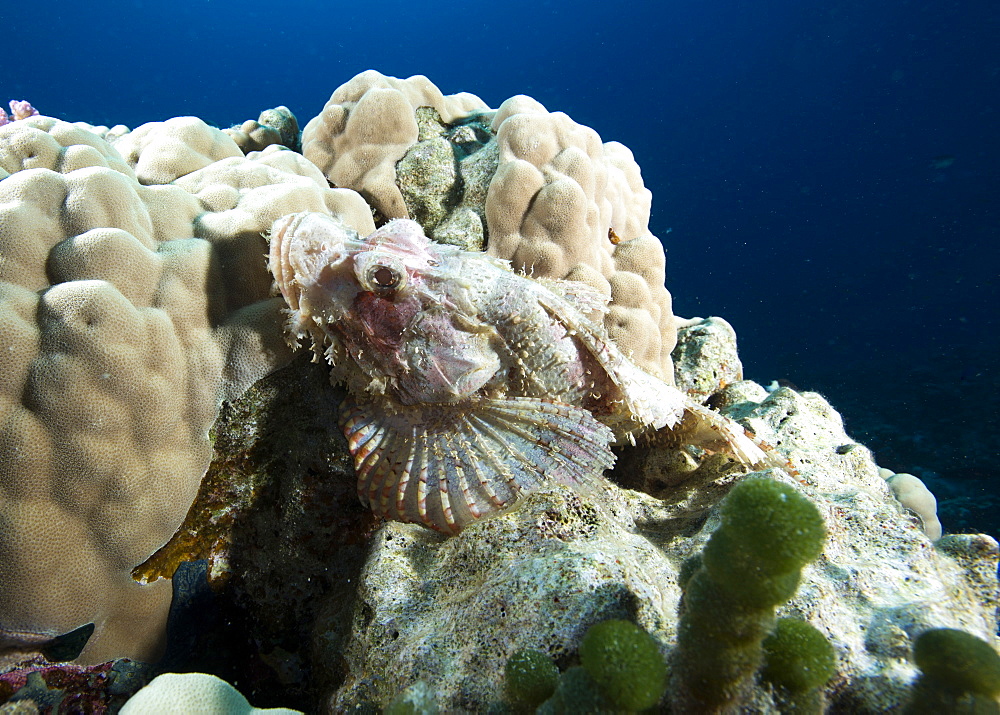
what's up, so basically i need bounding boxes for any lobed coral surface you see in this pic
[0,114,371,663]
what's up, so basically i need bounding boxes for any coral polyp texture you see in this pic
[0,114,372,664]
[303,70,676,380]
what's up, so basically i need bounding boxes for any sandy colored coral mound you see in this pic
[486,96,676,380]
[114,116,245,185]
[120,672,302,714]
[0,115,373,664]
[302,70,490,220]
[225,106,301,155]
[302,71,676,379]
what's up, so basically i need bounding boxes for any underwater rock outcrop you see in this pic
[0,71,996,713]
[315,319,997,711]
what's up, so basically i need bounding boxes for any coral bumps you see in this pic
[0,115,373,663]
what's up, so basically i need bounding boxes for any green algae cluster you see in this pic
[672,476,828,710]
[907,628,1000,714]
[505,619,667,713]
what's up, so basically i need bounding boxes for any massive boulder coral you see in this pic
[485,95,676,381]
[0,115,372,664]
[302,71,676,380]
[302,70,489,221]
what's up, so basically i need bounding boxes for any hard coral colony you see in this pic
[0,100,38,126]
[0,71,997,713]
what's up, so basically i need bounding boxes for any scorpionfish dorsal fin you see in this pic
[339,396,617,534]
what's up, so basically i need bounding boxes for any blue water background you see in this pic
[5,0,998,532]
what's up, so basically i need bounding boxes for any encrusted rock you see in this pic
[395,106,497,251]
[317,368,998,712]
[324,482,681,712]
[673,316,744,400]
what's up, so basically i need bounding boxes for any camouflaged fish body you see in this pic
[269,212,778,533]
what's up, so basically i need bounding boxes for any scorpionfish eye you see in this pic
[370,266,399,289]
[355,251,408,297]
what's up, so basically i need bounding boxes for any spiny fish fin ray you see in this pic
[535,291,687,430]
[340,396,616,533]
[682,403,790,470]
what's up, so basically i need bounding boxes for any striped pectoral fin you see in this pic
[339,396,616,534]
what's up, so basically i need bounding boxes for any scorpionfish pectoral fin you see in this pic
[339,396,617,534]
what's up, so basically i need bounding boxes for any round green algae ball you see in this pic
[761,618,837,693]
[702,526,804,608]
[717,477,826,573]
[914,628,1000,696]
[505,648,559,708]
[579,619,667,711]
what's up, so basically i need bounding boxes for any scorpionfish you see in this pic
[268,212,784,534]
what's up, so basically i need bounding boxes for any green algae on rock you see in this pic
[579,619,667,710]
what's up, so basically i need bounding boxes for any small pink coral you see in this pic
[0,100,39,126]
[10,99,39,120]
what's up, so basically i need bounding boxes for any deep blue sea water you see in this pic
[4,0,998,534]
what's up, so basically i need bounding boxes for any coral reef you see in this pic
[0,72,996,714]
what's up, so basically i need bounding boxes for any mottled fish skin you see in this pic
[268,212,783,533]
